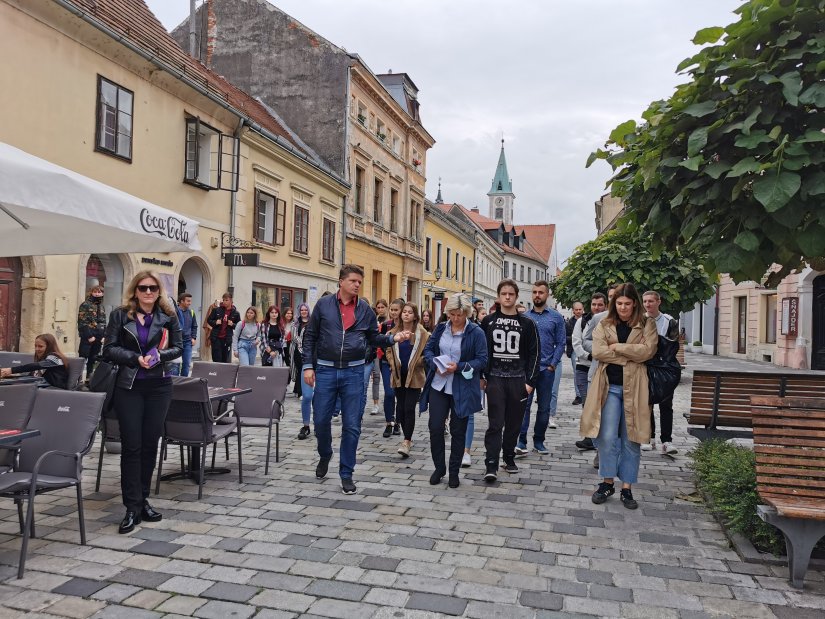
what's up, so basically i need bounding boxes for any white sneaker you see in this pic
[641,439,655,451]
[370,405,379,415]
[461,452,471,468]
[662,442,678,455]
[547,419,558,429]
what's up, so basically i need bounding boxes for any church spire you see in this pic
[435,177,443,204]
[488,139,512,195]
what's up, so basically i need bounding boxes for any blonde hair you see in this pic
[122,270,174,319]
[443,293,473,317]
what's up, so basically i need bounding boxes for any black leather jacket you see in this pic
[207,305,241,340]
[301,294,394,369]
[103,307,183,389]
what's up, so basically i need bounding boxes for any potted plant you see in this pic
[377,131,386,141]
[357,113,366,125]
[412,158,421,167]
[692,340,703,353]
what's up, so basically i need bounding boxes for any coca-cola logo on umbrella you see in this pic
[140,208,190,244]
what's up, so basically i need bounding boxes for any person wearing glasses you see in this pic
[103,271,182,534]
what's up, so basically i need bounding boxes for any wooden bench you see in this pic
[686,370,825,440]
[752,396,825,588]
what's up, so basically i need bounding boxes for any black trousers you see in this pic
[114,379,173,512]
[650,393,674,443]
[211,337,232,362]
[485,375,528,469]
[428,388,469,476]
[82,340,102,377]
[395,386,421,441]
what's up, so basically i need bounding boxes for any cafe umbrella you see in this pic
[0,142,200,257]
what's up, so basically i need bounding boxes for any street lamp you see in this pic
[434,267,442,282]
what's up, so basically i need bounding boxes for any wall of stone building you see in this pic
[171,0,350,175]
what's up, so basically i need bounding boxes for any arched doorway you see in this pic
[812,275,825,370]
[86,254,125,317]
[178,257,208,359]
[0,257,22,351]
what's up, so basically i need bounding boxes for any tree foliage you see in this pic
[550,229,715,315]
[588,0,825,285]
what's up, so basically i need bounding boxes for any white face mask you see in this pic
[461,365,473,380]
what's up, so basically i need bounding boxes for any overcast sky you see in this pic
[146,0,741,264]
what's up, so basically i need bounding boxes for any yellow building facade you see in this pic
[0,0,348,358]
[423,203,477,317]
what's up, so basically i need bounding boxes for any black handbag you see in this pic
[647,322,681,405]
[89,359,119,411]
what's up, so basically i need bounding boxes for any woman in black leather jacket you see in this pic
[103,271,182,534]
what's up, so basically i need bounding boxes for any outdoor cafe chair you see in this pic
[191,361,239,458]
[234,365,288,474]
[65,357,86,391]
[0,352,31,369]
[155,377,242,500]
[94,406,120,492]
[0,389,104,578]
[0,384,38,474]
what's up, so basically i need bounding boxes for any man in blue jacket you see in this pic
[173,292,198,377]
[516,280,566,456]
[302,264,411,495]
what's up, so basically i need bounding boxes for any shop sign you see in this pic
[224,253,260,267]
[781,296,798,336]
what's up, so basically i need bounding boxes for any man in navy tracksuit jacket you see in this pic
[302,265,410,495]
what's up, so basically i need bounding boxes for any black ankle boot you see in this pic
[118,510,141,534]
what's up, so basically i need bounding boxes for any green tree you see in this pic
[588,0,825,285]
[550,229,715,314]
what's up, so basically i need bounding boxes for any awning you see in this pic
[0,142,201,257]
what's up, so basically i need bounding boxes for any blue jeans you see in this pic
[360,362,373,415]
[301,370,315,427]
[170,341,192,377]
[570,353,580,397]
[595,384,641,484]
[465,412,474,450]
[237,339,257,366]
[551,360,562,413]
[313,365,365,480]
[380,360,395,423]
[519,367,555,445]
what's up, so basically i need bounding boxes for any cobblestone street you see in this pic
[0,355,823,618]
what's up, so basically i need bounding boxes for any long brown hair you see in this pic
[391,302,420,342]
[264,305,283,330]
[35,333,68,367]
[122,271,174,319]
[604,282,645,327]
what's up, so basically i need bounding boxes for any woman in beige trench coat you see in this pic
[580,283,657,509]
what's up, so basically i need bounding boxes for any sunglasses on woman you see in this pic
[136,285,159,293]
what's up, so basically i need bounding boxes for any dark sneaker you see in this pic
[572,396,582,405]
[591,481,615,504]
[315,457,331,479]
[484,467,498,483]
[341,478,357,495]
[392,423,401,436]
[429,469,446,485]
[448,475,460,488]
[297,425,311,440]
[503,461,519,474]
[620,488,638,509]
[533,442,550,455]
[382,424,393,438]
[576,437,595,451]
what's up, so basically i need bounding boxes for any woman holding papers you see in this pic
[420,293,488,488]
[103,271,182,534]
[384,302,430,458]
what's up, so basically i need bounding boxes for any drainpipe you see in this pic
[189,0,197,57]
[227,118,245,296]
[713,286,720,356]
[341,65,352,265]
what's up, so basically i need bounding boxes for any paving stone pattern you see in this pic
[0,353,823,617]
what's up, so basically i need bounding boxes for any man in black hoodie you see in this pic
[480,279,539,481]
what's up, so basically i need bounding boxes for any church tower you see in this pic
[487,139,515,225]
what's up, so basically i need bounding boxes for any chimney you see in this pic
[206,0,216,68]
[471,207,479,213]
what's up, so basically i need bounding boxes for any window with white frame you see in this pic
[96,76,133,161]
[322,218,335,262]
[184,117,239,191]
[254,189,285,246]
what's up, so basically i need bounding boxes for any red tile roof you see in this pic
[514,224,556,264]
[68,0,308,157]
[442,204,545,263]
